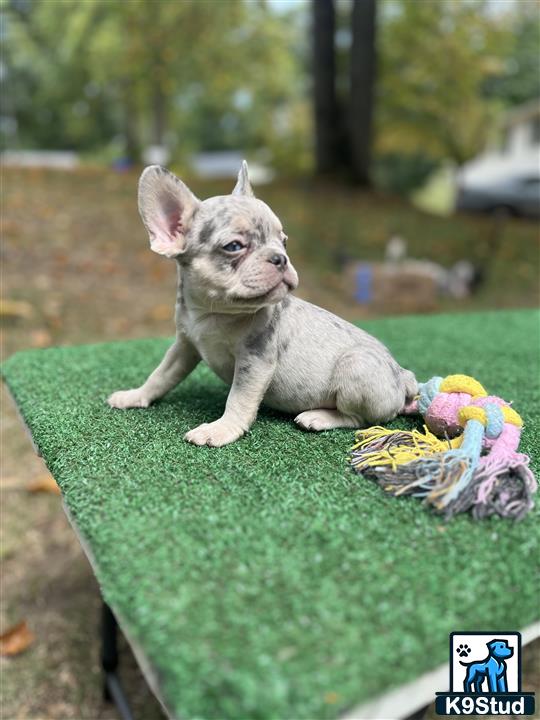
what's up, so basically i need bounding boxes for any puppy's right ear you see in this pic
[232,160,254,197]
[138,165,200,258]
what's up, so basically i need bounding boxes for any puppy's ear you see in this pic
[138,165,200,258]
[232,160,254,197]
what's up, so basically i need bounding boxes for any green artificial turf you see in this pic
[3,309,540,720]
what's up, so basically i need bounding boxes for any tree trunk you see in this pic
[122,83,140,163]
[152,81,167,147]
[349,0,377,186]
[313,0,340,175]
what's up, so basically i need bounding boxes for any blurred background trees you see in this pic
[313,0,377,186]
[3,0,307,169]
[1,0,539,190]
[377,0,512,165]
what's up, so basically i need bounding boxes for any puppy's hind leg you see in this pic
[333,348,412,427]
[107,336,200,409]
[294,409,359,431]
[294,350,415,432]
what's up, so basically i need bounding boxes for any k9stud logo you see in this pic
[435,632,535,715]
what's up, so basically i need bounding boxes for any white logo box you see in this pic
[450,632,521,693]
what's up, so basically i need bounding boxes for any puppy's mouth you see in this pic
[243,277,295,301]
[262,277,295,294]
[226,266,298,306]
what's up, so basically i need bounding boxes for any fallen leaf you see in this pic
[54,251,69,266]
[0,621,35,656]
[46,314,64,331]
[324,691,340,704]
[102,260,120,275]
[30,329,52,348]
[27,474,61,495]
[149,303,173,321]
[150,264,168,282]
[2,219,21,236]
[0,299,34,320]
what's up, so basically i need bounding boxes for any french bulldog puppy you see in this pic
[108,162,417,447]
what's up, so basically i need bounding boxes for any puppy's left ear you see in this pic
[232,160,254,197]
[138,165,200,258]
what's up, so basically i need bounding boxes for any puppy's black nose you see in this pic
[269,253,287,269]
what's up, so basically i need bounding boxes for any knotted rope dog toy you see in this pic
[350,374,536,520]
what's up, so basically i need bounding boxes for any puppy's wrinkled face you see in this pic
[185,195,298,310]
[138,162,298,313]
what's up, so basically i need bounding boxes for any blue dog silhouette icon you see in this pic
[460,639,514,693]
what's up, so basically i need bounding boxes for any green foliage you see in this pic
[373,151,439,194]
[377,0,513,165]
[3,0,538,175]
[332,0,538,188]
[3,0,309,167]
[483,2,540,106]
[2,1,117,150]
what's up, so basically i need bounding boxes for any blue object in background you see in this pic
[355,264,373,304]
[112,157,133,173]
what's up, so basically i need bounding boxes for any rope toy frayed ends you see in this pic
[350,374,537,520]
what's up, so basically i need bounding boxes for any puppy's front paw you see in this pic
[107,388,150,409]
[184,419,244,447]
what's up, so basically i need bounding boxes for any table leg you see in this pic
[101,600,135,720]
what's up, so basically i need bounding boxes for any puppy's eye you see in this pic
[222,241,244,252]
[281,233,288,248]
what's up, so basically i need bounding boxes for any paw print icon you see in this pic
[456,643,471,658]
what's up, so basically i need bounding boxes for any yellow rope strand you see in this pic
[352,426,461,470]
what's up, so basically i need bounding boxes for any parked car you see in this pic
[456,174,540,218]
[456,99,540,219]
